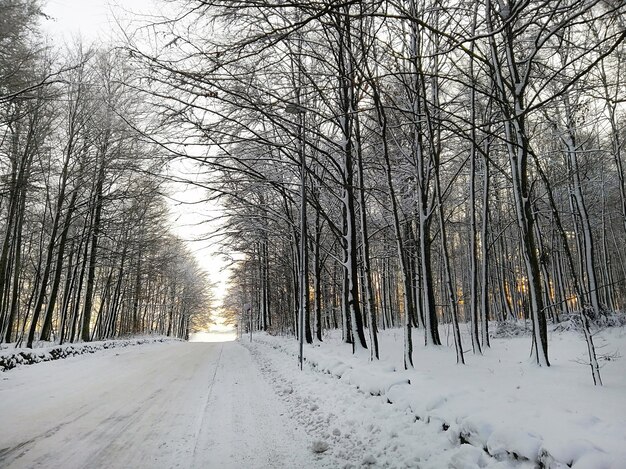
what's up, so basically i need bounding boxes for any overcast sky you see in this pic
[41,0,162,44]
[42,0,118,42]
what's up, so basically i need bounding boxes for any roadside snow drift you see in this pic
[245,325,626,469]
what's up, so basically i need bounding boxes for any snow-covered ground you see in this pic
[0,341,325,468]
[245,324,626,468]
[1,324,624,468]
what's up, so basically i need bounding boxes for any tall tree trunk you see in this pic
[336,7,367,352]
[40,190,79,341]
[434,168,465,364]
[81,159,106,342]
[532,152,602,383]
[370,68,415,364]
[313,205,323,341]
[354,107,379,360]
[480,154,491,348]
[486,0,548,365]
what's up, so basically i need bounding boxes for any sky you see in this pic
[41,0,233,332]
[42,0,121,42]
[165,159,232,307]
[42,0,155,43]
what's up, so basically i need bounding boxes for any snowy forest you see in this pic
[2,0,626,467]
[2,0,626,372]
[0,1,214,347]
[127,0,626,380]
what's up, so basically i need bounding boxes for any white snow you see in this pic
[243,324,626,468]
[0,341,326,468]
[1,324,624,468]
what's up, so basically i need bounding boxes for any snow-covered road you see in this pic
[0,341,318,469]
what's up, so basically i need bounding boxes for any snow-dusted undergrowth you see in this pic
[0,336,179,372]
[245,325,626,468]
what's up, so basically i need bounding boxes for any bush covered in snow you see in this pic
[0,337,175,372]
[553,311,626,332]
[492,311,626,338]
[491,320,532,338]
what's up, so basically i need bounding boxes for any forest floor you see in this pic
[1,323,625,468]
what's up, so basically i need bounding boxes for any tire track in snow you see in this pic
[244,338,510,469]
[0,342,222,468]
[0,407,92,466]
[191,342,325,468]
[191,342,223,464]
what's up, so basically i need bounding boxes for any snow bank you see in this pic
[0,337,178,372]
[249,325,626,468]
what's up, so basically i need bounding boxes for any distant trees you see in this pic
[0,3,212,346]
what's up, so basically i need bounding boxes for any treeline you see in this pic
[134,0,625,379]
[0,0,211,347]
